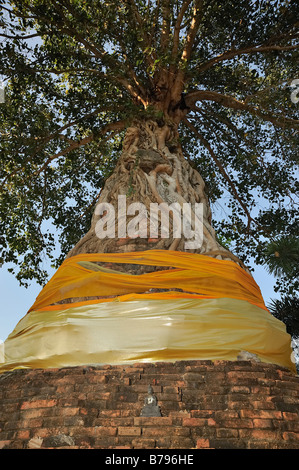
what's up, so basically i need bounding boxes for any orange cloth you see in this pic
[29,250,266,312]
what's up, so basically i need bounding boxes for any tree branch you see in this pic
[197,43,299,74]
[44,1,146,105]
[34,120,126,175]
[181,0,203,62]
[160,0,171,52]
[120,0,154,66]
[0,5,39,20]
[0,33,40,40]
[4,0,147,105]
[170,0,204,101]
[172,0,193,60]
[33,107,105,150]
[111,30,150,102]
[1,121,126,191]
[149,0,161,47]
[185,90,299,129]
[183,117,255,230]
[193,103,270,175]
[55,1,149,104]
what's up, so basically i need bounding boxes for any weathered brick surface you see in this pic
[0,361,298,449]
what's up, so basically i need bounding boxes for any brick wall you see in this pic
[0,360,298,449]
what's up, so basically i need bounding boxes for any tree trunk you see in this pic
[67,118,244,275]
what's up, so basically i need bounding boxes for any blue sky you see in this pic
[0,262,56,342]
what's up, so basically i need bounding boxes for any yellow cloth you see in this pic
[0,298,295,373]
[1,250,294,374]
[29,250,266,312]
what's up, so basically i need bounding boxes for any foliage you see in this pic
[268,296,299,338]
[0,0,298,289]
[261,236,299,295]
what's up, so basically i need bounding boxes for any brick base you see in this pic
[0,361,298,449]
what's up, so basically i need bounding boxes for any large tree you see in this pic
[0,0,298,290]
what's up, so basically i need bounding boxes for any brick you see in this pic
[56,376,78,385]
[131,438,156,448]
[142,427,179,437]
[118,427,141,436]
[186,361,213,368]
[274,380,299,391]
[248,440,281,449]
[84,374,108,384]
[222,419,253,429]
[196,438,210,448]
[159,392,182,402]
[56,385,74,394]
[190,410,214,418]
[210,438,247,449]
[0,441,11,449]
[124,367,144,374]
[23,406,55,418]
[227,401,252,410]
[169,411,191,418]
[134,385,162,393]
[282,432,299,442]
[183,372,206,382]
[97,375,109,384]
[20,418,43,429]
[94,437,118,447]
[33,428,56,439]
[174,381,186,388]
[100,410,121,418]
[278,420,299,432]
[158,401,181,411]
[1,361,299,450]
[230,386,251,394]
[253,419,274,429]
[251,401,276,410]
[17,430,30,440]
[169,437,195,449]
[206,372,227,384]
[94,427,117,437]
[162,385,180,394]
[87,392,111,401]
[256,377,276,387]
[215,411,239,420]
[60,407,80,416]
[251,386,271,394]
[216,428,239,438]
[240,410,282,419]
[113,446,131,449]
[250,429,280,440]
[282,412,299,420]
[94,418,134,427]
[227,371,266,381]
[20,399,57,410]
[273,402,299,413]
[133,417,172,426]
[182,418,214,427]
[213,360,229,367]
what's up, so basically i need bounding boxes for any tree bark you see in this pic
[67,118,244,275]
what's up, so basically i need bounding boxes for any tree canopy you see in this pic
[0,0,298,293]
[268,296,299,338]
